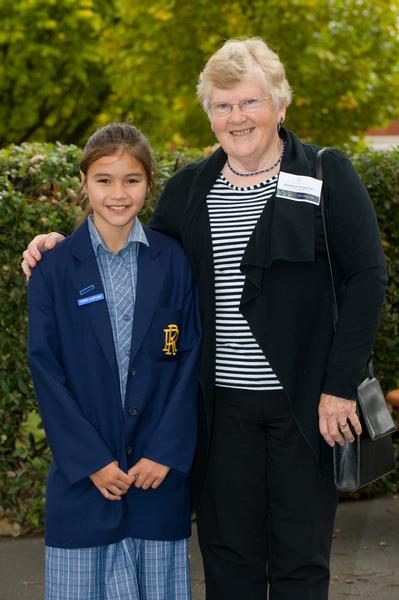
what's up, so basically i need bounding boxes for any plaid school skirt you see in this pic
[45,537,191,600]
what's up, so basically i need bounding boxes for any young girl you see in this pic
[28,123,201,600]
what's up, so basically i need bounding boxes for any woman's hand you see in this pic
[90,460,134,501]
[128,458,171,490]
[21,232,65,278]
[318,393,362,447]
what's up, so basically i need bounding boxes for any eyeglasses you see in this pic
[209,96,271,116]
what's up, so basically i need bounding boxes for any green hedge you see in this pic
[0,142,398,534]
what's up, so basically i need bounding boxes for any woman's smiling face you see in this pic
[208,78,286,166]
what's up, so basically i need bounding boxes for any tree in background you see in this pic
[111,0,399,148]
[0,0,398,149]
[0,0,113,146]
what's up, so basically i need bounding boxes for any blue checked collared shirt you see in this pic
[88,216,148,404]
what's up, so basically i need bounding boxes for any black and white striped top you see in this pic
[207,174,283,390]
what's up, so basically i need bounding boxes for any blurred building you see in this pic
[365,121,399,150]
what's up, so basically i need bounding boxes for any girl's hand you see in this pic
[128,458,171,490]
[90,460,134,501]
[22,232,65,278]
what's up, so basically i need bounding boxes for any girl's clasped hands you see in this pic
[90,459,171,501]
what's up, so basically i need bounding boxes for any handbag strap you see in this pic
[315,148,374,380]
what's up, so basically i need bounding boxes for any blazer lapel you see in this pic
[129,228,165,363]
[240,129,316,307]
[70,222,119,380]
[181,147,225,261]
[179,149,226,397]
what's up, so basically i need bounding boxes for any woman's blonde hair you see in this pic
[197,37,292,112]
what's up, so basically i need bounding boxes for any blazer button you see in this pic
[126,446,133,455]
[128,407,138,416]
[128,368,136,376]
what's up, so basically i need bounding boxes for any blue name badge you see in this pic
[77,293,105,306]
[80,284,95,296]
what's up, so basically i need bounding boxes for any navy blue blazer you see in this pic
[28,220,201,548]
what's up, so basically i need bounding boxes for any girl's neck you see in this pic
[92,216,135,253]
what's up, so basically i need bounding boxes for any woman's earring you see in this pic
[277,117,284,132]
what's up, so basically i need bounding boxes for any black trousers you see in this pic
[196,387,339,600]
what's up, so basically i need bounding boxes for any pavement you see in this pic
[0,496,398,599]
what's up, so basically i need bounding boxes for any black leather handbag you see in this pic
[316,148,397,492]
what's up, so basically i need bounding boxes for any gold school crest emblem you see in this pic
[162,324,179,356]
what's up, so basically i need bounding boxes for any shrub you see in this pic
[350,148,399,391]
[0,142,398,533]
[0,143,82,533]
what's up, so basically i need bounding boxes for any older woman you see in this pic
[23,38,387,600]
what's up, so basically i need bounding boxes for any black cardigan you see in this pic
[150,128,387,488]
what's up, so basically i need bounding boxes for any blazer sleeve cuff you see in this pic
[322,376,358,401]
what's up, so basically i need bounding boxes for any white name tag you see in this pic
[276,172,322,205]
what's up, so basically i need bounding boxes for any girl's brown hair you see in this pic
[80,122,155,192]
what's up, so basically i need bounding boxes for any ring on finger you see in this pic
[339,422,349,431]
